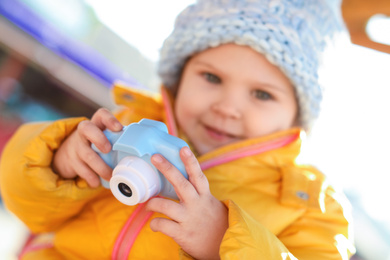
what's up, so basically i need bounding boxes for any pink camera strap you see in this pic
[18,233,55,259]
[199,132,300,170]
[112,201,154,260]
[161,87,178,136]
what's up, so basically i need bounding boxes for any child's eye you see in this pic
[203,72,221,84]
[252,89,272,100]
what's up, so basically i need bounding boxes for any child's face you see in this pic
[174,44,298,155]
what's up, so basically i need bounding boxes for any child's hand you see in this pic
[147,146,228,260]
[52,108,123,188]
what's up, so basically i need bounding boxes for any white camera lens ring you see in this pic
[110,156,161,205]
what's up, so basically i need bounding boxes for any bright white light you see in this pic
[308,42,390,223]
[22,0,92,38]
[0,208,28,260]
[84,0,195,62]
[366,14,390,46]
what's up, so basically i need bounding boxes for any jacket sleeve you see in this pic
[0,117,105,233]
[179,189,354,260]
[217,199,298,260]
[219,190,354,260]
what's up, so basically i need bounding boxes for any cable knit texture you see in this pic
[157,0,346,129]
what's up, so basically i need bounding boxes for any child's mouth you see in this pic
[204,125,236,142]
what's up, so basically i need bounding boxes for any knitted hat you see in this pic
[157,0,346,129]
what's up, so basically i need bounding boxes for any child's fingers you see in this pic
[72,159,101,188]
[62,139,110,186]
[149,217,181,240]
[146,197,185,222]
[91,108,122,132]
[151,154,198,201]
[77,120,112,153]
[80,146,112,181]
[180,147,210,195]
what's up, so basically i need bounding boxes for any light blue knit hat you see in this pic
[158,0,346,129]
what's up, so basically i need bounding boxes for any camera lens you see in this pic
[118,183,132,197]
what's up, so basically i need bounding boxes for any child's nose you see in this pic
[210,96,241,119]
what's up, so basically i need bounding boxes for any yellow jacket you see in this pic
[0,84,354,259]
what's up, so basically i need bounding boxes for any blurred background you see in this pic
[0,0,389,259]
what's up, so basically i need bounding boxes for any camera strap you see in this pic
[112,201,154,260]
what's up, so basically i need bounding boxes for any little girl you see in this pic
[0,0,355,259]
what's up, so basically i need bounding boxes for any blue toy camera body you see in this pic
[92,119,189,205]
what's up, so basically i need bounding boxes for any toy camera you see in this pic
[92,119,189,205]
